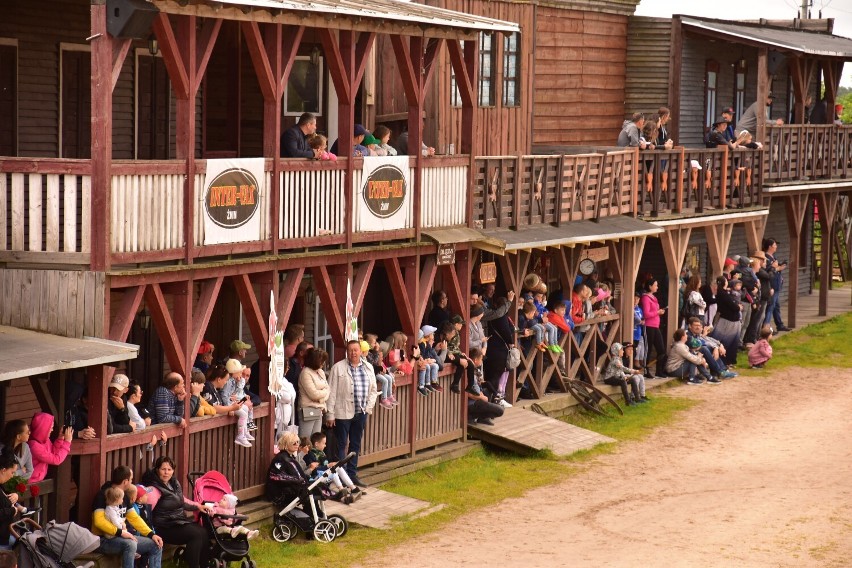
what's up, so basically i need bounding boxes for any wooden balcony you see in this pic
[766,124,852,182]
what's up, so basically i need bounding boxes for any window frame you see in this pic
[502,32,520,108]
[0,38,18,156]
[133,48,172,160]
[478,31,496,108]
[282,55,324,117]
[734,59,747,125]
[704,59,720,131]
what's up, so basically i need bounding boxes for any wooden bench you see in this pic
[74,544,181,568]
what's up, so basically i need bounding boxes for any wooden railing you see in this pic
[472,150,638,229]
[0,158,92,263]
[420,157,468,229]
[766,124,852,182]
[279,160,347,245]
[636,147,763,216]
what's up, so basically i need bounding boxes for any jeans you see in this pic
[333,412,368,477]
[417,363,438,387]
[376,373,393,399]
[669,361,711,380]
[98,535,162,568]
[698,346,725,375]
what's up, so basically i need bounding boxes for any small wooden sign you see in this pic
[437,243,455,266]
[479,262,497,284]
[584,246,609,262]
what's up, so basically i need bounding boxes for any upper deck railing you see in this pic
[766,124,852,182]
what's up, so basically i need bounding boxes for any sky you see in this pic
[635,0,852,87]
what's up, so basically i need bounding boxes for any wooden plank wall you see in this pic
[533,8,630,147]
[678,34,792,148]
[0,269,104,338]
[624,17,671,118]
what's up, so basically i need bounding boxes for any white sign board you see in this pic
[356,156,411,232]
[202,158,264,245]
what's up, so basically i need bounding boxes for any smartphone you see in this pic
[239,396,248,403]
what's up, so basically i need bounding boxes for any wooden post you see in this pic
[705,222,735,277]
[756,48,770,145]
[90,4,114,272]
[80,364,108,526]
[784,193,809,328]
[447,39,478,227]
[815,192,840,316]
[659,227,692,349]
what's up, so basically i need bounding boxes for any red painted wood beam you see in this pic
[110,38,132,93]
[353,32,376,93]
[151,13,190,99]
[446,40,475,108]
[193,18,222,95]
[90,5,113,272]
[415,255,438,328]
[390,35,420,107]
[189,277,223,358]
[351,260,375,316]
[242,21,276,101]
[108,285,145,343]
[422,38,444,91]
[310,265,345,347]
[440,264,464,319]
[276,267,306,326]
[144,283,186,373]
[278,26,306,99]
[232,274,269,350]
[383,257,415,335]
[317,28,351,105]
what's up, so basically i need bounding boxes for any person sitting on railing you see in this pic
[416,325,443,396]
[307,133,337,161]
[147,372,186,428]
[445,316,470,394]
[28,412,72,483]
[738,92,783,136]
[546,301,571,377]
[617,113,650,149]
[427,290,451,329]
[330,124,370,157]
[364,336,398,410]
[518,300,546,354]
[373,125,397,156]
[281,112,320,159]
[189,370,216,418]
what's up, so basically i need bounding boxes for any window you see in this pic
[135,50,171,159]
[478,31,496,107]
[60,44,92,159]
[502,33,520,107]
[734,59,747,124]
[704,60,719,131]
[283,56,323,116]
[0,40,17,156]
[450,68,461,107]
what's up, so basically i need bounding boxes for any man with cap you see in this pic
[330,124,370,157]
[92,465,163,568]
[738,92,783,136]
[325,340,377,487]
[193,340,214,374]
[720,107,736,141]
[107,374,134,434]
[706,116,737,150]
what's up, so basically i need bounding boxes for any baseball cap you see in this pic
[108,374,130,391]
[198,340,214,355]
[230,339,251,352]
[225,359,245,375]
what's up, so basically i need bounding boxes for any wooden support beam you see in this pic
[815,192,840,316]
[353,32,376,91]
[756,48,770,144]
[90,5,113,272]
[151,13,190,99]
[107,286,145,343]
[743,216,768,255]
[440,263,465,319]
[242,21,277,101]
[383,258,416,336]
[351,260,375,316]
[232,274,269,351]
[317,28,352,105]
[415,256,438,328]
[784,193,810,327]
[193,18,222,94]
[189,277,224,358]
[276,267,306,325]
[144,284,185,373]
[667,16,683,143]
[311,265,346,347]
[705,222,735,277]
[110,38,132,93]
[659,227,692,346]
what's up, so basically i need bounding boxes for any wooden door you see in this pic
[136,54,170,159]
[0,44,16,156]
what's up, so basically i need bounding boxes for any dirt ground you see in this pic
[369,367,852,567]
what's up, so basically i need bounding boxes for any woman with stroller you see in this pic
[265,432,310,509]
[142,456,214,568]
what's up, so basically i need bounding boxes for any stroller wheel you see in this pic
[271,519,298,542]
[239,559,254,568]
[212,560,227,568]
[312,519,337,543]
[326,514,348,538]
[173,547,186,565]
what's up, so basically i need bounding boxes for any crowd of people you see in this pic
[281,112,435,159]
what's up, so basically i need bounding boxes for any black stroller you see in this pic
[270,452,354,543]
[11,513,99,568]
[187,471,256,568]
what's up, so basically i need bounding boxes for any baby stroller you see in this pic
[11,513,99,568]
[270,452,354,543]
[188,471,256,568]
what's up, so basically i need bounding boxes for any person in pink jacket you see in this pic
[28,412,73,483]
[748,325,774,369]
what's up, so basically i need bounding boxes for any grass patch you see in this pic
[740,311,852,373]
[559,393,698,442]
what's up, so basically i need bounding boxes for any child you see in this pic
[532,288,562,353]
[364,335,397,409]
[129,485,153,532]
[104,486,129,537]
[416,326,442,396]
[189,370,217,417]
[224,359,254,448]
[622,343,648,401]
[632,293,647,372]
[602,343,646,406]
[445,316,470,394]
[464,348,503,426]
[748,325,774,369]
[208,493,259,540]
[307,134,337,161]
[303,432,362,504]
[386,331,415,377]
[238,367,257,431]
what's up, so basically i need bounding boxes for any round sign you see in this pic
[362,164,407,218]
[204,168,260,229]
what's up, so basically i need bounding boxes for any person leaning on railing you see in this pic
[737,92,783,136]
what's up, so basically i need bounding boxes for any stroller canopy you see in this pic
[193,470,233,505]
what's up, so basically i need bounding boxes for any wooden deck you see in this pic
[467,406,614,456]
[324,488,442,529]
[787,286,852,328]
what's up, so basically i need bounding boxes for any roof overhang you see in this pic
[478,216,664,255]
[422,226,505,249]
[0,326,139,382]
[680,16,852,59]
[153,0,520,40]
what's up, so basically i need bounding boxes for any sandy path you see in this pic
[368,367,852,567]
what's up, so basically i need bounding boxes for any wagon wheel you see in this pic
[565,378,623,416]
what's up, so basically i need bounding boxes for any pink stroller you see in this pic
[188,471,256,568]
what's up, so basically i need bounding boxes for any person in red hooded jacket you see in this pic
[28,412,72,483]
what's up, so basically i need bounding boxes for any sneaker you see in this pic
[425,383,437,392]
[720,370,737,379]
[777,325,793,332]
[686,378,703,385]
[640,396,650,403]
[235,436,252,448]
[431,383,444,392]
[351,477,369,488]
[450,383,461,394]
[498,398,513,409]
[247,421,258,431]
[636,397,648,403]
[244,431,255,441]
[246,530,259,540]
[626,399,636,406]
[389,395,400,406]
[417,387,429,397]
[537,342,548,352]
[477,417,495,426]
[707,377,723,384]
[548,344,564,354]
[380,399,394,409]
[750,364,764,369]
